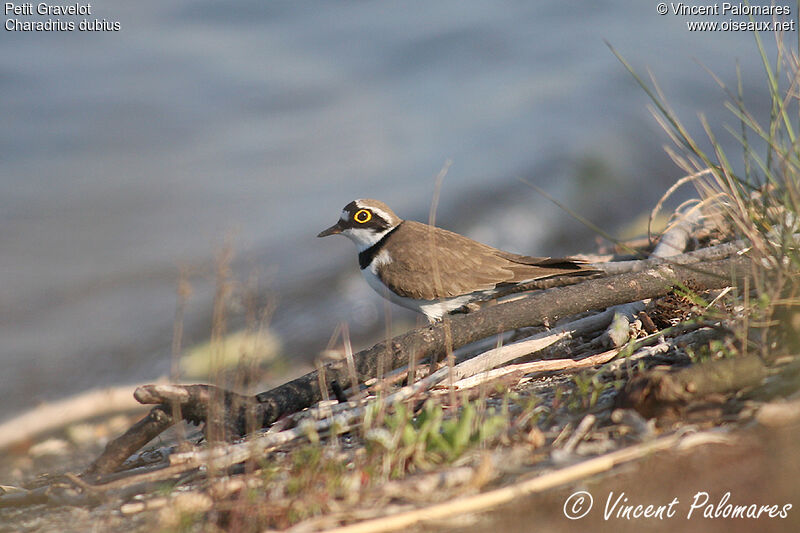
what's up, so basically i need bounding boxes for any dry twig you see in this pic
[321,429,727,533]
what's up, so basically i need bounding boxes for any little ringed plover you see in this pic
[318,199,596,322]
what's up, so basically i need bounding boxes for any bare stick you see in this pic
[322,430,721,533]
[84,407,174,477]
[447,326,679,392]
[449,308,616,381]
[167,366,452,472]
[85,384,264,477]
[0,385,149,452]
[447,350,620,391]
[600,202,704,345]
[592,239,745,275]
[652,202,704,259]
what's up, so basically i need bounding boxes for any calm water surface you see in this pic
[0,1,782,418]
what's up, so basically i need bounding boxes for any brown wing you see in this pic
[378,221,593,300]
[494,251,595,281]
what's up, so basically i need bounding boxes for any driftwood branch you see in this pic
[255,253,753,425]
[617,355,767,418]
[85,249,754,476]
[165,366,453,473]
[488,238,743,298]
[84,407,174,477]
[85,384,264,477]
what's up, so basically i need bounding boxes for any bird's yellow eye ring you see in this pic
[354,209,372,224]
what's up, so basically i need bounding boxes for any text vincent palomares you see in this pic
[668,2,791,16]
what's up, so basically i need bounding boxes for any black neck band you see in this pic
[358,225,399,269]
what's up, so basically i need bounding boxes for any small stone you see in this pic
[757,400,800,427]
[29,438,70,457]
[120,502,146,515]
[158,492,213,528]
[174,492,214,513]
[65,423,97,446]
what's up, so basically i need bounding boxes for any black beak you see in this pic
[317,222,343,238]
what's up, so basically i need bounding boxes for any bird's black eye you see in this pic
[354,209,372,224]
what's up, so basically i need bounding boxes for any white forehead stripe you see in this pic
[355,199,393,224]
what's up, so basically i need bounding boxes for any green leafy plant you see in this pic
[364,397,509,477]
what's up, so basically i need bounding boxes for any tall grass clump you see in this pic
[611,26,800,358]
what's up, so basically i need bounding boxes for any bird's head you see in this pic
[317,199,402,251]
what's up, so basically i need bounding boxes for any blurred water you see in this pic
[0,0,783,418]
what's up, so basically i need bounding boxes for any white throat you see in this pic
[342,226,394,252]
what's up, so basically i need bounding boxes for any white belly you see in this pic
[360,262,475,322]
